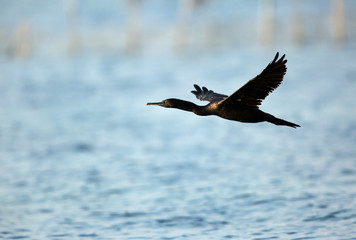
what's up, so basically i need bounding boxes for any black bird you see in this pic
[147,52,300,128]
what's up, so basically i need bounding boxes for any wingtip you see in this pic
[280,53,286,60]
[272,52,279,63]
[273,52,287,64]
[193,84,201,92]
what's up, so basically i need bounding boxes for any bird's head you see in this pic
[146,98,178,108]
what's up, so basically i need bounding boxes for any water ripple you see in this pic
[156,216,206,228]
[304,209,351,222]
[77,233,98,238]
[108,211,146,219]
[7,236,30,239]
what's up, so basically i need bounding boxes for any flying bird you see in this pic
[147,52,300,128]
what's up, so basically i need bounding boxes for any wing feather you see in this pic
[221,52,287,108]
[191,84,228,103]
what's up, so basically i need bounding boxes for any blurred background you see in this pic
[0,0,355,57]
[1,0,356,239]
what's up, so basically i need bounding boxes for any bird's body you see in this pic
[147,52,300,128]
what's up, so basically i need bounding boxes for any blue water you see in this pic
[1,2,356,238]
[1,45,356,239]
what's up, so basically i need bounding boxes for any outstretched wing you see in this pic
[221,52,287,108]
[191,84,228,103]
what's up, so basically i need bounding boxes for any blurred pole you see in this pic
[290,0,305,44]
[15,22,32,59]
[258,0,275,47]
[174,0,195,51]
[331,0,346,42]
[63,0,82,54]
[125,0,142,54]
[199,0,220,50]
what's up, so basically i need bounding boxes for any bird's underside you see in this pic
[147,52,300,128]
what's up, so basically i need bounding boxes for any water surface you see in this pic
[1,46,356,239]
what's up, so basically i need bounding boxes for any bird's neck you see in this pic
[171,99,199,112]
[172,99,212,116]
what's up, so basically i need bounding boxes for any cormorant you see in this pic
[147,52,300,128]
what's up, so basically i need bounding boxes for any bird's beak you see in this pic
[147,101,163,106]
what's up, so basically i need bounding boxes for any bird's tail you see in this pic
[266,114,300,128]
